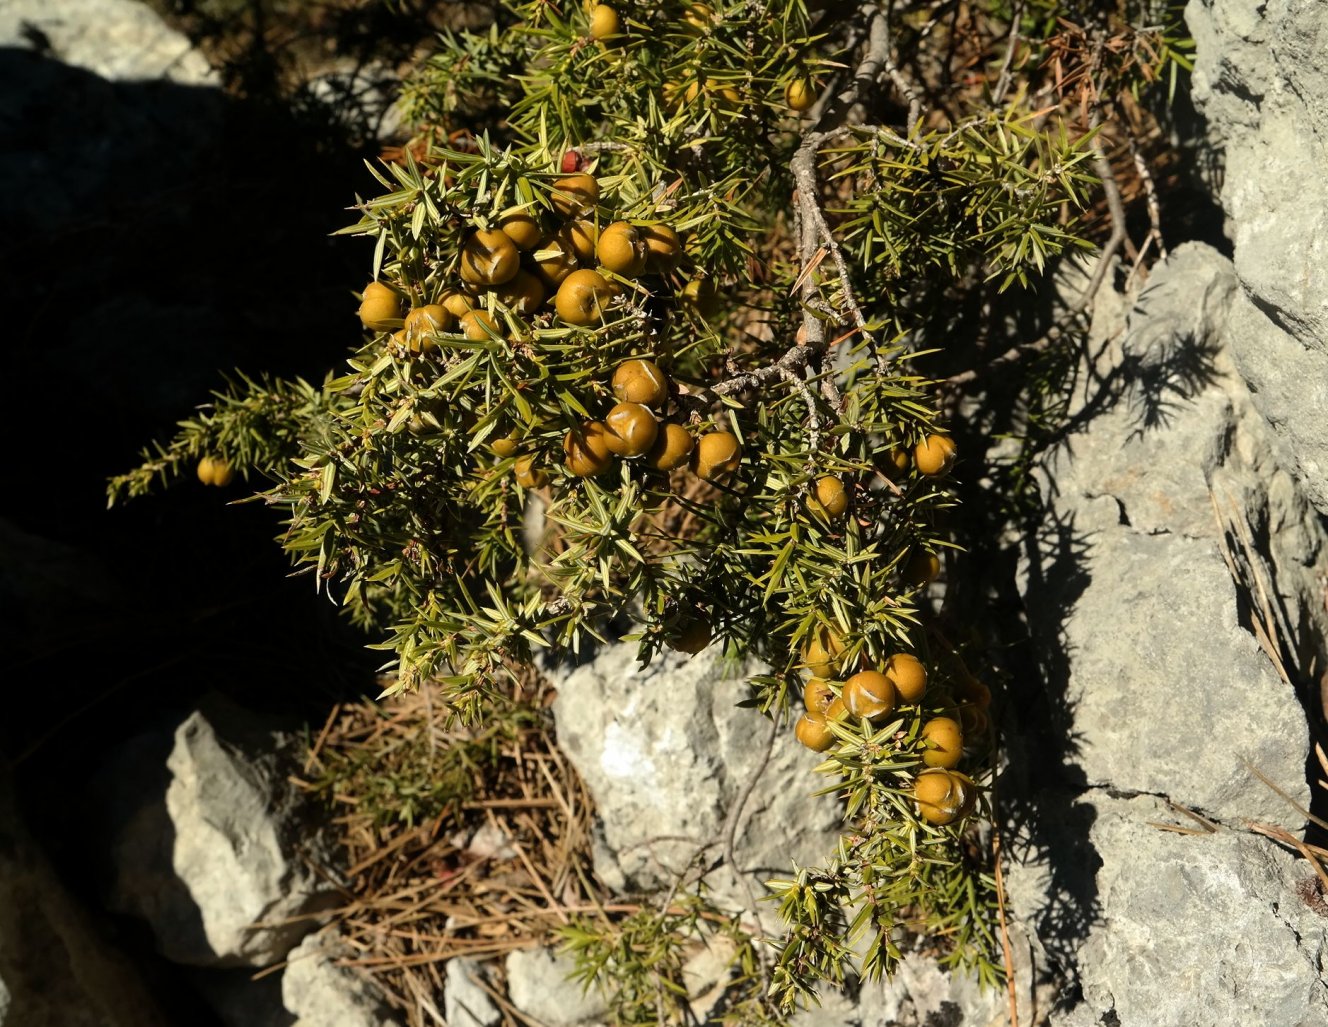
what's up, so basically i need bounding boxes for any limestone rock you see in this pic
[505,947,608,1027]
[1186,0,1328,515]
[107,700,337,967]
[282,929,398,1027]
[552,644,842,923]
[0,0,216,85]
[1020,243,1316,825]
[1018,792,1328,1027]
[444,958,501,1027]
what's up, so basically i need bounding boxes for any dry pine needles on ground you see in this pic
[294,669,598,1024]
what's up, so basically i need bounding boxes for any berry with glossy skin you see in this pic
[514,455,548,489]
[692,431,741,481]
[795,711,835,752]
[597,221,648,276]
[460,310,502,341]
[801,624,845,678]
[588,4,621,41]
[808,475,849,519]
[603,402,659,458]
[842,670,897,722]
[460,228,521,287]
[550,174,599,218]
[533,237,579,289]
[403,304,451,353]
[358,281,401,331]
[499,211,543,251]
[920,717,964,769]
[668,615,712,654]
[642,223,681,269]
[884,652,928,702]
[555,269,614,326]
[441,289,475,319]
[560,220,598,263]
[645,423,694,472]
[786,77,815,112]
[682,2,713,32]
[824,696,848,722]
[903,548,941,586]
[680,276,720,317]
[803,678,833,714]
[563,421,615,477]
[493,270,546,315]
[611,358,669,407]
[882,446,911,480]
[490,435,520,458]
[914,434,957,476]
[196,456,234,487]
[913,769,970,826]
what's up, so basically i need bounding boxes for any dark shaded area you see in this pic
[0,37,396,1025]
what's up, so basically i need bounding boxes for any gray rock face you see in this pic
[505,947,609,1027]
[1012,243,1328,1021]
[1187,0,1328,514]
[1018,792,1328,1027]
[1021,244,1316,824]
[282,930,399,1027]
[0,775,167,1027]
[552,644,842,922]
[107,701,337,967]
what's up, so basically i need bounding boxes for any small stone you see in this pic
[505,947,608,1027]
[445,958,501,1027]
[282,929,399,1027]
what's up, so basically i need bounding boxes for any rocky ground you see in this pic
[2,0,1326,1025]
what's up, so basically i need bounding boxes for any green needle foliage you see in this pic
[108,0,1195,1018]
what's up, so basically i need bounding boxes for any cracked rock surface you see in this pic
[1011,242,1328,1023]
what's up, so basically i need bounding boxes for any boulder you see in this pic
[282,929,399,1027]
[1186,0,1328,515]
[552,644,842,925]
[106,699,338,967]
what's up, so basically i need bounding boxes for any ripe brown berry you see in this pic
[801,624,845,678]
[680,276,720,317]
[551,173,599,218]
[460,228,521,286]
[588,4,621,41]
[825,696,848,722]
[914,434,957,476]
[808,475,849,519]
[533,237,579,289]
[955,674,992,709]
[644,423,694,472]
[803,678,833,714]
[499,211,543,251]
[611,358,669,407]
[493,270,546,315]
[842,670,897,722]
[358,281,402,331]
[490,435,520,458]
[668,615,712,654]
[560,220,598,263]
[786,77,815,112]
[514,455,548,489]
[403,304,451,353]
[642,223,682,269]
[795,711,835,752]
[903,548,941,586]
[555,269,614,325]
[882,446,911,480]
[603,402,659,458]
[692,431,741,481]
[563,421,615,477]
[441,289,475,319]
[196,456,234,487]
[913,769,970,826]
[884,652,928,702]
[920,717,963,769]
[682,2,713,32]
[597,221,648,276]
[460,309,502,341]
